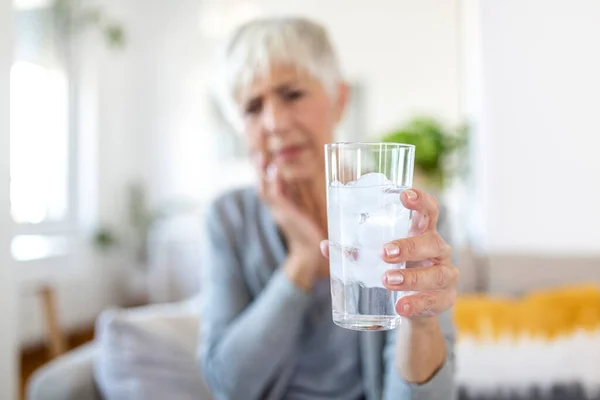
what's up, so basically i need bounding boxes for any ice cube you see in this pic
[337,186,381,214]
[327,212,341,243]
[327,187,347,242]
[362,265,388,287]
[327,185,341,207]
[331,209,359,244]
[345,258,387,288]
[388,204,411,239]
[354,246,382,268]
[328,240,344,279]
[356,209,398,248]
[382,185,406,206]
[329,174,394,215]
[355,172,392,187]
[337,188,357,211]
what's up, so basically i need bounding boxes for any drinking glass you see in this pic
[325,142,415,331]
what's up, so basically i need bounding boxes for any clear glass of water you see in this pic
[324,142,415,331]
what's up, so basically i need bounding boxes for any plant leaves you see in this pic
[382,115,469,188]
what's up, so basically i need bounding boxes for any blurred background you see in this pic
[1,0,599,399]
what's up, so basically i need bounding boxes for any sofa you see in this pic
[27,296,213,400]
[27,212,213,400]
[27,243,600,400]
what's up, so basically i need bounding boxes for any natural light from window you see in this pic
[10,60,70,225]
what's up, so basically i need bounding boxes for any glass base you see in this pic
[333,312,402,331]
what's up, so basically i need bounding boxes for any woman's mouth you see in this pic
[275,145,305,162]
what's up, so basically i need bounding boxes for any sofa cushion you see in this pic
[454,285,600,395]
[27,342,101,400]
[93,299,213,400]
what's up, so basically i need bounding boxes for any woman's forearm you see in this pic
[395,317,447,383]
[202,267,311,400]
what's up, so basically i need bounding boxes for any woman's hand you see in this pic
[257,156,329,291]
[380,188,459,320]
[379,188,458,383]
[319,188,458,318]
[320,188,457,383]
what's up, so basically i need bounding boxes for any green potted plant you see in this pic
[381,116,468,190]
[53,0,126,48]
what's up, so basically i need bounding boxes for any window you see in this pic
[10,0,76,260]
[10,61,70,225]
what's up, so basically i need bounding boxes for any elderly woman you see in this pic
[200,17,459,400]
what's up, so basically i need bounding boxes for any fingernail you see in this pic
[253,152,263,166]
[386,272,404,285]
[266,164,277,180]
[402,303,411,314]
[404,189,418,200]
[383,243,400,257]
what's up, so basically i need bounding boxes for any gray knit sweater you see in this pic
[198,187,456,400]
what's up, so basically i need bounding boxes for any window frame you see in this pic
[10,2,81,259]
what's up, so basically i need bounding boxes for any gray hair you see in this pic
[214,17,343,132]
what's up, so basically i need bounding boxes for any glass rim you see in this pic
[325,141,415,150]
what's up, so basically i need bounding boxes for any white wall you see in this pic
[96,0,216,209]
[469,0,600,255]
[99,0,462,203]
[0,0,17,396]
[253,0,462,132]
[18,0,464,343]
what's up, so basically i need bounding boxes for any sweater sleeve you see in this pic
[198,200,312,400]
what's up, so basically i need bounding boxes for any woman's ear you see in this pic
[334,82,350,124]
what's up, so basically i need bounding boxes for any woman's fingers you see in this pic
[382,263,458,291]
[264,164,281,201]
[256,152,275,201]
[293,178,328,234]
[394,289,457,317]
[320,240,329,258]
[260,164,300,221]
[381,232,451,264]
[400,188,440,234]
[256,156,268,201]
[296,181,315,214]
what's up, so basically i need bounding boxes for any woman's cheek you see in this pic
[245,128,265,153]
[251,151,263,168]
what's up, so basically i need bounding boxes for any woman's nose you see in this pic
[262,100,291,136]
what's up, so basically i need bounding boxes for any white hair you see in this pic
[214,17,343,132]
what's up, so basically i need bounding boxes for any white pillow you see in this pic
[93,299,213,400]
[456,330,600,397]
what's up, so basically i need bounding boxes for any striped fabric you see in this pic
[454,285,600,400]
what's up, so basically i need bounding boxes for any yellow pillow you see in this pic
[454,285,600,340]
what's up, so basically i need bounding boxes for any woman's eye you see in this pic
[244,100,262,115]
[284,90,304,102]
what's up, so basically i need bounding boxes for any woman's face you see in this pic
[237,65,347,181]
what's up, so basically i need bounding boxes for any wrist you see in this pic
[396,315,446,383]
[401,315,440,332]
[283,254,318,292]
